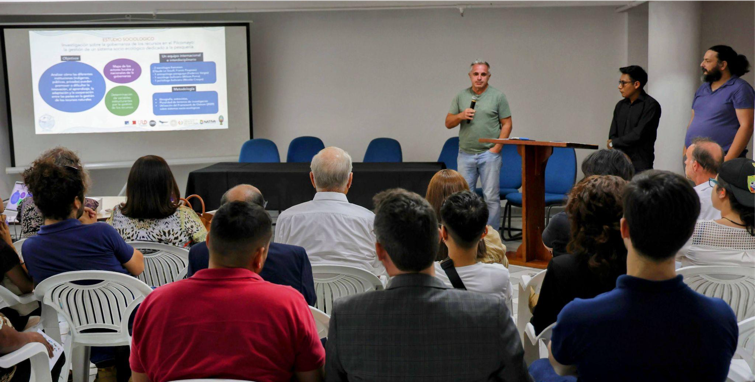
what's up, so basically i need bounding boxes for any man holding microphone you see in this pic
[445,60,512,230]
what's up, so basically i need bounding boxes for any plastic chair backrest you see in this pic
[34,271,152,345]
[128,242,190,288]
[437,137,459,170]
[310,306,331,338]
[312,265,384,314]
[364,138,402,163]
[12,238,25,261]
[737,317,755,372]
[524,321,557,361]
[500,144,523,190]
[238,139,280,163]
[545,147,577,195]
[516,270,547,345]
[677,266,755,322]
[287,136,325,163]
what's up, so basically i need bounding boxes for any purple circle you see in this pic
[19,192,26,198]
[103,59,142,84]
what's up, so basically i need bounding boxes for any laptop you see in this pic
[4,182,31,224]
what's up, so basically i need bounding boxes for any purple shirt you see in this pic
[686,76,754,152]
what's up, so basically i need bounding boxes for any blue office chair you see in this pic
[287,136,325,163]
[437,137,460,170]
[364,138,402,163]
[238,139,280,163]
[502,147,576,240]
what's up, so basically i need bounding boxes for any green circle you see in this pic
[105,86,139,116]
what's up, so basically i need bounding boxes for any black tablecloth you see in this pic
[185,162,445,211]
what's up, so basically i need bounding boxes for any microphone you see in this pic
[466,98,477,124]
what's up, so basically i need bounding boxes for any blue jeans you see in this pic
[457,150,501,230]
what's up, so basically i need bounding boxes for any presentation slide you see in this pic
[28,27,229,134]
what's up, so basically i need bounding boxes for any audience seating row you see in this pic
[239,136,403,164]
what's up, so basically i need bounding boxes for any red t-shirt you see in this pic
[130,268,325,382]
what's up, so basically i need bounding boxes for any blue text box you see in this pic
[153,91,218,115]
[150,62,216,85]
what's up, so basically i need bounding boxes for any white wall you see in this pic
[626,2,648,69]
[0,5,629,197]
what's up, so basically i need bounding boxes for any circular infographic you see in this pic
[105,86,139,116]
[103,59,142,84]
[38,62,106,113]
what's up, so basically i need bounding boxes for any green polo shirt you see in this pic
[449,86,511,154]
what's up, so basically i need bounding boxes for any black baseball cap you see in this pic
[718,158,755,208]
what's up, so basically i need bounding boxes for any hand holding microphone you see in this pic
[462,99,477,123]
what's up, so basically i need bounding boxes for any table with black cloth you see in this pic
[185,162,445,211]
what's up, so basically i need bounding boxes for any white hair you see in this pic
[470,60,490,69]
[310,147,353,191]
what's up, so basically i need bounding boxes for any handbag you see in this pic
[180,194,212,231]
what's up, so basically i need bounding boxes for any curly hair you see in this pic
[566,175,628,283]
[22,158,85,221]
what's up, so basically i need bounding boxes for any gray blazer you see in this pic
[325,273,533,382]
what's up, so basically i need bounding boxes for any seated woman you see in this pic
[678,158,755,268]
[426,169,508,266]
[17,147,97,239]
[530,175,628,335]
[433,191,512,309]
[542,149,634,256]
[107,155,207,247]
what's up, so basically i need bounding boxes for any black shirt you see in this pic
[609,91,662,172]
[530,253,624,335]
[542,211,571,256]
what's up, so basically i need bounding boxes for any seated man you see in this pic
[433,191,512,306]
[276,147,385,277]
[187,184,316,305]
[325,189,531,382]
[531,171,738,382]
[131,201,325,382]
[21,160,144,285]
[684,137,724,220]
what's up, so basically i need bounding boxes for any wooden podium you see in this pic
[480,139,598,269]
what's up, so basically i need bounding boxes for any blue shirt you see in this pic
[551,275,738,382]
[187,242,317,306]
[686,76,755,152]
[22,219,134,285]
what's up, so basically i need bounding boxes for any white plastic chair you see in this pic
[310,306,330,338]
[516,270,547,344]
[34,271,152,382]
[523,321,556,365]
[0,342,52,382]
[677,266,755,322]
[127,241,190,288]
[12,238,26,261]
[729,317,755,382]
[311,265,384,314]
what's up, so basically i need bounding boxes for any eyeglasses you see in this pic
[708,178,720,188]
[618,80,635,87]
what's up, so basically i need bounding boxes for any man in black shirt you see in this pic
[608,65,662,173]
